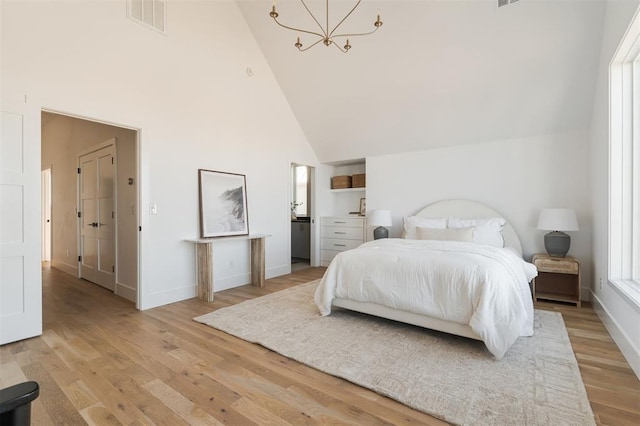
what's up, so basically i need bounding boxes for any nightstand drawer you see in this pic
[321,217,364,228]
[321,238,362,251]
[321,226,364,240]
[534,258,579,274]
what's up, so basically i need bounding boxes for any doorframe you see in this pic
[290,163,317,268]
[41,168,52,262]
[41,108,143,309]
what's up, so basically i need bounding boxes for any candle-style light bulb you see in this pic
[374,10,383,28]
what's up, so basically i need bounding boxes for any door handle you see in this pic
[89,222,98,227]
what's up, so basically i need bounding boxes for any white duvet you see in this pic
[314,239,538,359]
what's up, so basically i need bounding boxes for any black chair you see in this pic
[0,381,39,426]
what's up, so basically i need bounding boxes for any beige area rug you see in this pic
[194,281,595,426]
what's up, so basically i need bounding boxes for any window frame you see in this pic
[609,10,640,305]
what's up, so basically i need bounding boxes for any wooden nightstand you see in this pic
[532,254,581,307]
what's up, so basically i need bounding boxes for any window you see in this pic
[609,10,640,302]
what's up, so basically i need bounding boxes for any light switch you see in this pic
[150,203,158,215]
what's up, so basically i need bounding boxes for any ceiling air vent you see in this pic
[128,0,166,33]
[498,0,520,8]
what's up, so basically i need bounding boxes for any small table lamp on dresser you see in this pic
[536,208,579,257]
[368,209,392,239]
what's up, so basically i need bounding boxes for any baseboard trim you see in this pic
[51,260,78,277]
[209,265,293,293]
[140,264,305,310]
[116,282,136,303]
[215,273,252,292]
[141,285,196,310]
[580,286,591,302]
[591,290,640,379]
[267,264,291,279]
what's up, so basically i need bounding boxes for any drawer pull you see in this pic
[334,244,346,247]
[334,232,347,235]
[333,221,347,224]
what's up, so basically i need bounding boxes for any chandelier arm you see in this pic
[332,42,349,54]
[328,0,363,38]
[297,38,325,52]
[272,17,325,39]
[331,26,380,39]
[300,0,327,37]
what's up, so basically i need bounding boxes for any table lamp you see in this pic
[368,210,392,240]
[537,208,579,257]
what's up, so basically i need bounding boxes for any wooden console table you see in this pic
[187,234,270,302]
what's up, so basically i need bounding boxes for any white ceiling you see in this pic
[237,0,606,163]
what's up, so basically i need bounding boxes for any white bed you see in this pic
[314,199,537,359]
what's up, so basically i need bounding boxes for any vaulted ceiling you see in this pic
[237,0,606,163]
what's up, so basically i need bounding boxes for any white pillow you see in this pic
[403,216,447,239]
[417,226,475,242]
[448,217,506,247]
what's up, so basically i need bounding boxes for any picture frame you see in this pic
[198,169,249,238]
[359,198,366,216]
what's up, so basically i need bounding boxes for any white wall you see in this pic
[589,0,640,378]
[41,113,138,301]
[366,130,592,295]
[3,1,318,309]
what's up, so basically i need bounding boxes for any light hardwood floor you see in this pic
[1,266,638,425]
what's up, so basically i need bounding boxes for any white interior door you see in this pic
[0,106,42,344]
[79,142,115,291]
[41,168,51,262]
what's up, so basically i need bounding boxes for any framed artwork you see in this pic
[359,198,366,216]
[198,169,249,238]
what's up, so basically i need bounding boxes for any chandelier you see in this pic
[269,1,383,53]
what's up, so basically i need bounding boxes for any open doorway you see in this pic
[41,111,140,306]
[291,163,314,272]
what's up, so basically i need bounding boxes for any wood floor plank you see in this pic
[143,379,226,425]
[21,361,87,425]
[62,379,100,411]
[1,266,638,425]
[79,403,123,426]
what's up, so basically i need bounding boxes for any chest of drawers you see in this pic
[320,217,365,267]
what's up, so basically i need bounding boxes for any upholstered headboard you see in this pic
[413,199,523,255]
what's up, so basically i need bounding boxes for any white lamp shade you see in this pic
[537,208,579,231]
[368,209,392,227]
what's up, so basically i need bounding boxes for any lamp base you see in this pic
[544,231,571,257]
[373,226,389,240]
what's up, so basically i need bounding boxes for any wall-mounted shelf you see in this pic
[330,188,365,193]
